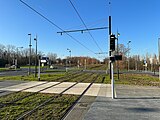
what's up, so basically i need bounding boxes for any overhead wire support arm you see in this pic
[57,27,108,35]
[95,52,108,54]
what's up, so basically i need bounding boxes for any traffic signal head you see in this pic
[114,55,122,60]
[110,56,115,62]
[110,34,116,51]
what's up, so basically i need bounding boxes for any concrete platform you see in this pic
[116,85,160,98]
[64,96,96,120]
[64,84,112,120]
[0,81,47,91]
[84,85,160,120]
[41,82,76,94]
[0,80,27,89]
[0,81,112,97]
[64,83,90,95]
[85,84,111,97]
[23,82,59,92]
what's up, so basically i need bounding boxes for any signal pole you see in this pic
[109,16,112,79]
[111,61,115,99]
[28,33,32,75]
[34,35,38,77]
[158,38,160,80]
[127,41,131,71]
[116,31,120,79]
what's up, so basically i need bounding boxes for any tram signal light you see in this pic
[110,55,122,62]
[110,56,115,62]
[110,34,116,51]
[115,55,122,60]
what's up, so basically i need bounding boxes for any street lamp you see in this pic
[34,35,37,77]
[127,41,131,71]
[15,47,23,69]
[158,38,160,80]
[28,33,32,75]
[67,48,71,67]
[116,31,120,79]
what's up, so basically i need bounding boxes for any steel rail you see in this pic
[0,73,84,108]
[16,73,95,120]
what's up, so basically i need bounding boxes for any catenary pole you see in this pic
[28,34,32,75]
[34,35,38,77]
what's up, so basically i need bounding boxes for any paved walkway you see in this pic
[84,85,160,120]
[0,81,112,97]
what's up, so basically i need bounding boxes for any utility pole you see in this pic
[15,52,17,70]
[158,38,160,80]
[116,31,120,79]
[110,34,116,99]
[111,61,115,99]
[109,16,112,79]
[28,34,32,75]
[77,60,80,69]
[127,41,131,71]
[16,47,23,70]
[65,59,68,72]
[38,55,41,81]
[84,59,87,70]
[34,35,38,77]
[67,48,71,67]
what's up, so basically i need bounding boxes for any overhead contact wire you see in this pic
[19,0,96,54]
[68,0,103,53]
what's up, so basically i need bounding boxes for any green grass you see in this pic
[94,73,160,86]
[0,68,8,71]
[26,94,78,120]
[0,70,159,86]
[0,73,66,81]
[0,92,52,120]
[87,64,107,70]
[45,69,66,73]
[0,68,19,72]
[95,74,111,84]
[0,92,79,120]
[20,66,39,68]
[115,73,160,86]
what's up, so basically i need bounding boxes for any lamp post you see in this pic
[15,47,23,69]
[127,41,131,71]
[28,33,32,75]
[67,48,71,67]
[116,31,120,79]
[158,38,160,80]
[34,35,37,77]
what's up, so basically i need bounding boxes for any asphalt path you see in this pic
[0,66,67,76]
[0,68,28,76]
[0,80,27,96]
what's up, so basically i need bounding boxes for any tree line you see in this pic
[0,43,159,72]
[104,44,159,72]
[0,44,100,67]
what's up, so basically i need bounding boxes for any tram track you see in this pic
[16,73,98,120]
[0,71,79,97]
[0,71,85,108]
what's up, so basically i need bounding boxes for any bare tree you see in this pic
[47,52,57,64]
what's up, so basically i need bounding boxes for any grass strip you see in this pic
[25,94,79,120]
[0,73,67,81]
[0,92,52,120]
[115,73,160,86]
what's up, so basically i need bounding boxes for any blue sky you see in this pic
[0,0,159,60]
